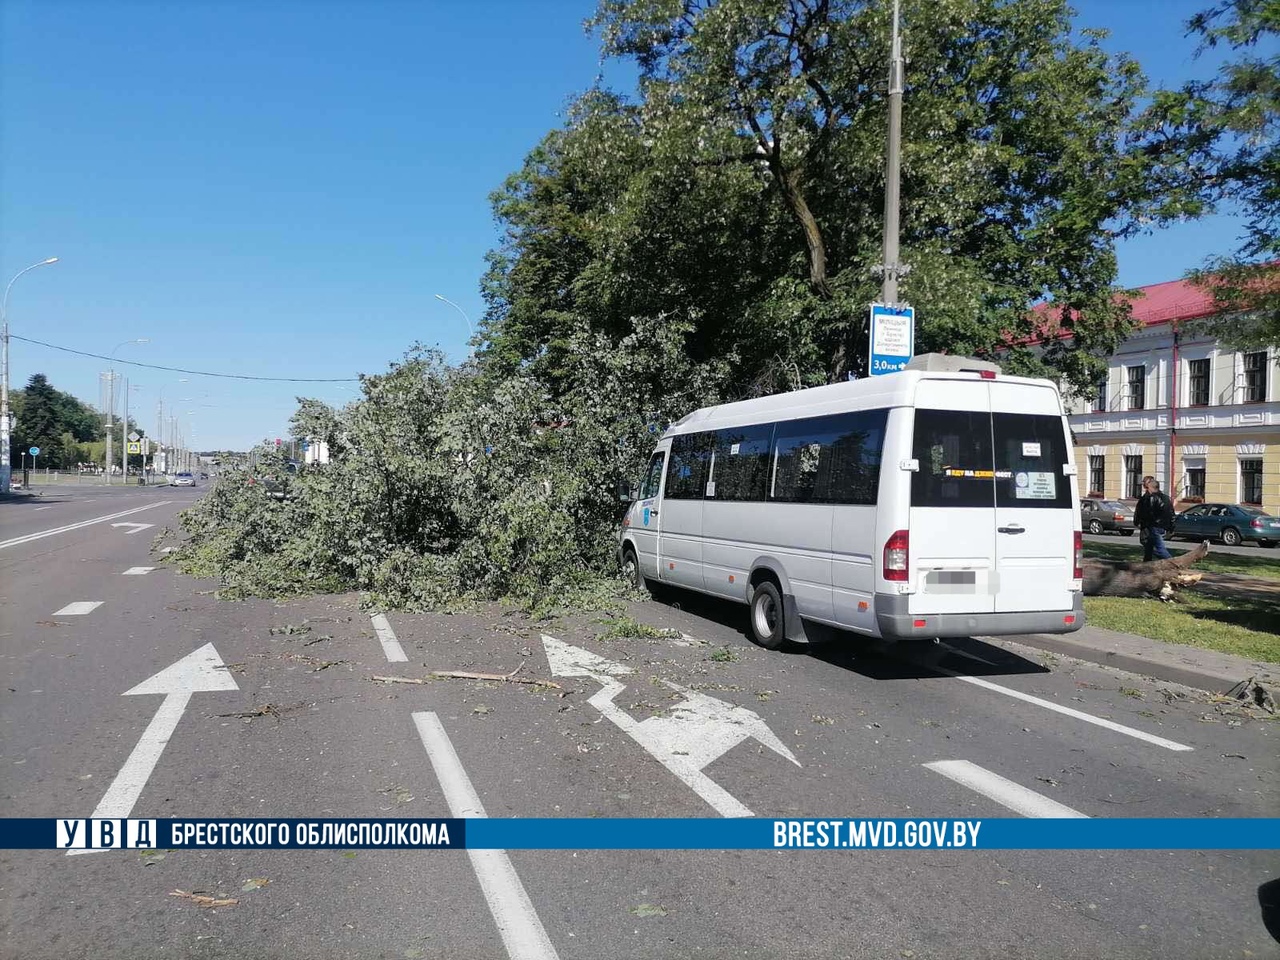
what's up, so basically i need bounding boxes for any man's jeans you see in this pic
[1143,526,1172,561]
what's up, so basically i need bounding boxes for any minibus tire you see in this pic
[622,547,649,593]
[749,581,786,650]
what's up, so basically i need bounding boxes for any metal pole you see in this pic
[2,258,59,494]
[122,377,129,481]
[105,371,115,483]
[880,0,904,306]
[434,294,475,359]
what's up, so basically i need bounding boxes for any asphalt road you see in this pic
[1,486,1276,960]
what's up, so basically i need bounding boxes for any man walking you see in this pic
[1135,475,1175,561]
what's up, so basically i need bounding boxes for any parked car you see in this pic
[1172,503,1280,547]
[170,472,196,487]
[1080,498,1136,536]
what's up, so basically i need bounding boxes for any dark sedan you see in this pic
[1172,503,1280,547]
[1080,498,1136,535]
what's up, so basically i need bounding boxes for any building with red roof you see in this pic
[1059,276,1278,519]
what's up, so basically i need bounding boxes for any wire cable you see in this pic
[10,334,360,382]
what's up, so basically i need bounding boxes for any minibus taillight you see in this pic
[884,530,909,581]
[1073,531,1083,580]
[978,370,996,380]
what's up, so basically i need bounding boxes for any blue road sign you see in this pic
[868,303,915,376]
[28,446,40,456]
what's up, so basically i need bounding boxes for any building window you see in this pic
[1243,352,1268,403]
[1185,467,1205,499]
[1088,455,1105,495]
[1187,358,1210,407]
[1124,455,1144,500]
[1241,459,1264,504]
[1092,378,1107,413]
[1125,366,1145,411]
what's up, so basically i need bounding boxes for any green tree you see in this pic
[1181,0,1279,347]
[572,0,1201,389]
[9,374,105,469]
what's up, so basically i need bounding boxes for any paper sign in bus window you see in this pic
[1022,442,1042,458]
[1014,471,1056,499]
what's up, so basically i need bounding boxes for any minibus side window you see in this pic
[665,432,713,500]
[992,413,1072,508]
[638,453,665,500]
[911,409,995,507]
[769,410,887,504]
[712,425,774,501]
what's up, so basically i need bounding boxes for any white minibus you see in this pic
[618,354,1085,649]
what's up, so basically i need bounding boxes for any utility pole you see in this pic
[879,0,906,306]
[121,377,129,482]
[105,373,116,483]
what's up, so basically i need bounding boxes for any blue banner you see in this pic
[2,818,1277,851]
[868,303,915,376]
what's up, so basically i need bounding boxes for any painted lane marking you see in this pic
[412,712,559,960]
[111,522,154,535]
[122,567,156,576]
[934,667,1193,752]
[53,601,104,616]
[70,644,239,856]
[542,635,799,818]
[34,506,53,511]
[924,760,1088,818]
[0,502,173,551]
[370,613,407,662]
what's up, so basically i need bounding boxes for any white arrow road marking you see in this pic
[542,635,798,818]
[70,644,239,856]
[122,567,156,576]
[111,522,154,535]
[0,502,172,550]
[413,712,559,960]
[933,667,1193,752]
[53,601,103,616]
[370,613,407,662]
[924,760,1088,818]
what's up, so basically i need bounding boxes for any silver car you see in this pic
[170,472,196,487]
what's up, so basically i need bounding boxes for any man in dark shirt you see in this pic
[1134,475,1175,561]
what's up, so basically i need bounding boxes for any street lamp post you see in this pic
[433,294,474,360]
[1,257,59,494]
[104,339,148,483]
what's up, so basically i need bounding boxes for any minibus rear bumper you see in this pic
[874,593,1085,640]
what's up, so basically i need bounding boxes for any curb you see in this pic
[996,630,1276,695]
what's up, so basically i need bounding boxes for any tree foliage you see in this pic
[7,374,103,468]
[1183,0,1280,347]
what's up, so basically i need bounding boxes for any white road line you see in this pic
[53,601,104,616]
[0,501,173,551]
[370,613,407,662]
[34,506,53,511]
[924,760,1089,818]
[935,667,1194,752]
[412,712,559,960]
[122,567,156,576]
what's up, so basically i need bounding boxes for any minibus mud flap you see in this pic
[783,594,809,643]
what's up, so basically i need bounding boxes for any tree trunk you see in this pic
[1083,540,1210,599]
[777,169,830,299]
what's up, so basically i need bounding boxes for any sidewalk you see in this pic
[997,624,1277,695]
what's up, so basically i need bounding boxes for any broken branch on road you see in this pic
[370,666,563,690]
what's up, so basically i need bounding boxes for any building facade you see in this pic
[1059,278,1279,514]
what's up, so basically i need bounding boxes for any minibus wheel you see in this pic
[621,547,649,593]
[749,580,786,650]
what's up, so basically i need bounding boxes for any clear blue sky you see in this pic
[0,0,1248,451]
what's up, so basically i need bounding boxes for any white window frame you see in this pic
[1124,364,1146,411]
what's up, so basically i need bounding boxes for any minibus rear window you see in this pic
[911,409,996,508]
[993,413,1072,508]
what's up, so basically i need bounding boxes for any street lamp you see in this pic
[1,257,58,494]
[434,294,474,360]
[104,338,148,482]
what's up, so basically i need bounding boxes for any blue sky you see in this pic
[0,0,1250,450]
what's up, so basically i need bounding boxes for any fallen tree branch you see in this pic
[1083,540,1211,600]
[371,671,562,689]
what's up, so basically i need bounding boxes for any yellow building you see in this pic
[1059,277,1279,515]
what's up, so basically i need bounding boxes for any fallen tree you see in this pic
[1083,540,1210,600]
